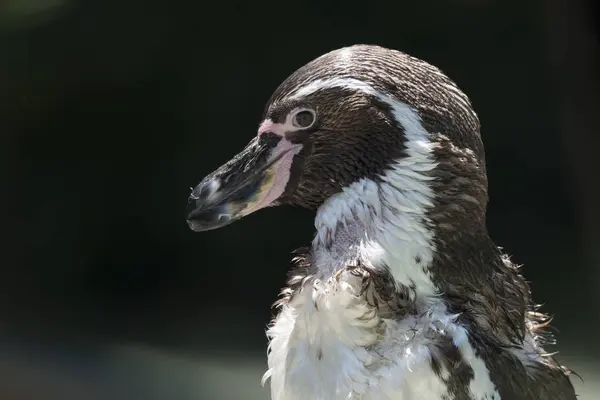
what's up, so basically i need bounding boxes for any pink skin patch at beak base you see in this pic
[258,109,309,137]
[257,119,287,137]
[242,138,302,215]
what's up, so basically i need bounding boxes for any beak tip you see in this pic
[186,217,211,232]
[186,204,235,232]
[186,219,203,232]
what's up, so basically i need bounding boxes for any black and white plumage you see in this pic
[186,45,577,400]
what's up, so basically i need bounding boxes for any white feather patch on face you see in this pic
[291,77,439,298]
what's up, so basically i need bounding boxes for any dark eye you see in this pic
[292,109,315,128]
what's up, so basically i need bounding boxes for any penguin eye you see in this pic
[292,109,316,129]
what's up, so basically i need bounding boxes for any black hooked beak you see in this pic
[186,134,302,232]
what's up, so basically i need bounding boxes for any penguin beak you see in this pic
[186,134,302,232]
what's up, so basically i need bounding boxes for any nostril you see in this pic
[186,202,231,233]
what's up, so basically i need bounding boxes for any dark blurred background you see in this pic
[0,0,599,398]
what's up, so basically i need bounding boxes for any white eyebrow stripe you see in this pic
[288,77,385,100]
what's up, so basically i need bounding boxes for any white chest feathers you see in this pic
[262,270,500,400]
